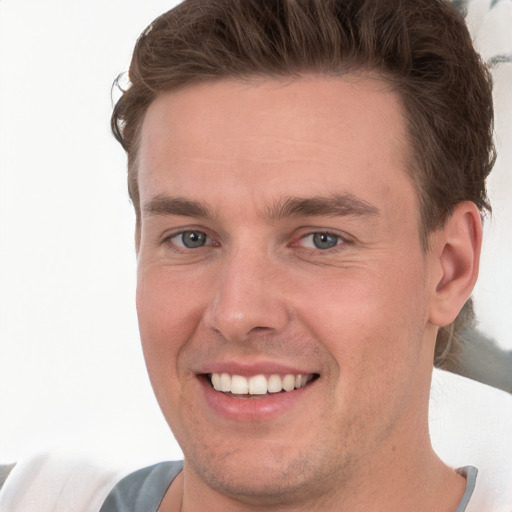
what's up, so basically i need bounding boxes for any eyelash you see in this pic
[296,231,346,250]
[163,230,216,250]
[161,229,350,253]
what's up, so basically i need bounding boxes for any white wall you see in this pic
[0,0,510,467]
[466,1,512,348]
[0,0,184,467]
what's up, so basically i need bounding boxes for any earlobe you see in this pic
[428,202,483,327]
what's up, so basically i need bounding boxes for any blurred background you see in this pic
[0,0,510,470]
[0,0,184,468]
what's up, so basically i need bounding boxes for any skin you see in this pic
[135,76,481,511]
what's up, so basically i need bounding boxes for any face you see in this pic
[136,76,439,506]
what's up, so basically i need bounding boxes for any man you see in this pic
[0,0,508,510]
[103,0,498,510]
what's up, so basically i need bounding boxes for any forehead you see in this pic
[137,75,417,222]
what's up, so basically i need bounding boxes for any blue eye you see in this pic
[312,232,339,249]
[174,231,208,248]
[301,232,342,250]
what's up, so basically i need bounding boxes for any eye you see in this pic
[300,232,343,250]
[171,230,209,249]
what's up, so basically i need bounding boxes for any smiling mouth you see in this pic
[205,372,319,397]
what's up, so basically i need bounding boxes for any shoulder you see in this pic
[0,454,183,512]
[430,369,512,510]
[99,460,183,512]
[0,452,126,512]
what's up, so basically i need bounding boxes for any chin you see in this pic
[182,433,346,506]
[194,457,314,504]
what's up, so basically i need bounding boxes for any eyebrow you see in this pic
[142,193,380,221]
[143,195,211,218]
[267,194,380,221]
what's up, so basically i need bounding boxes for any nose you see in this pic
[203,247,291,343]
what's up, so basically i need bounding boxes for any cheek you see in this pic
[297,265,428,430]
[136,266,208,379]
[293,261,428,372]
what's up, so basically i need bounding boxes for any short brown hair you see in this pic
[111,0,495,365]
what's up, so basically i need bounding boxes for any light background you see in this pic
[0,0,511,468]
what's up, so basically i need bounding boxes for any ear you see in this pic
[428,202,483,327]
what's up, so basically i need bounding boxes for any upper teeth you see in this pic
[210,373,311,395]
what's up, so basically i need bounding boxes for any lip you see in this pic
[196,361,318,422]
[195,359,316,378]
